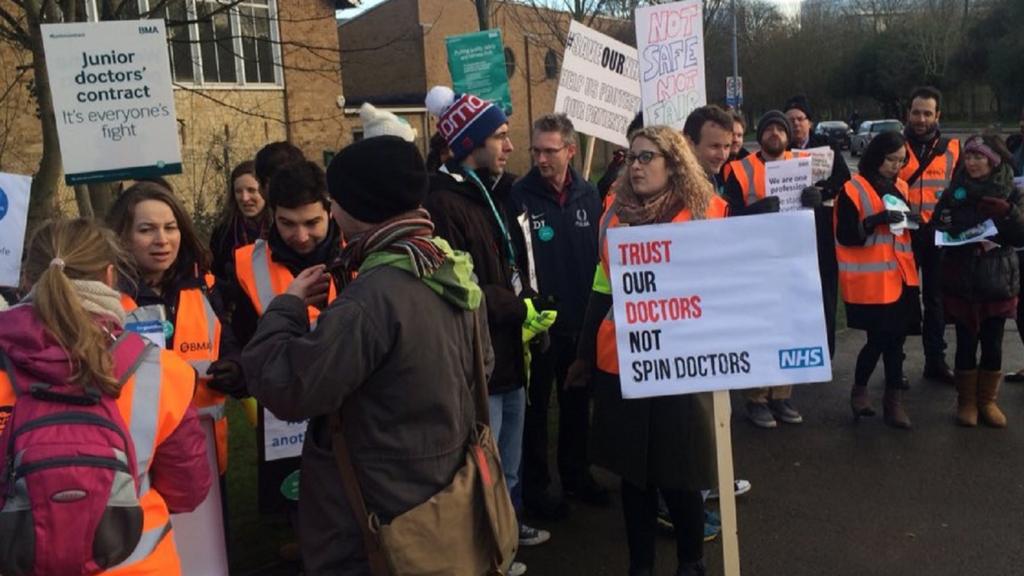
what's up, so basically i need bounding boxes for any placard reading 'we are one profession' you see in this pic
[607,211,831,399]
[41,20,182,185]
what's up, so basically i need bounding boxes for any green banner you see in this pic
[445,29,513,116]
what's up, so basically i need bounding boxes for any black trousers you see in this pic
[816,205,839,357]
[522,333,591,502]
[1016,252,1024,350]
[955,317,1007,371]
[912,227,947,359]
[621,479,703,574]
[855,329,907,389]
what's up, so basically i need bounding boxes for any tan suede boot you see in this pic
[850,385,875,421]
[954,370,978,427]
[978,370,1007,428]
[883,388,912,430]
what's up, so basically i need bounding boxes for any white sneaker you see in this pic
[707,479,752,499]
[508,561,528,576]
[518,523,550,546]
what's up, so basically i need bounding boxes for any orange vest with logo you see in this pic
[0,346,196,576]
[234,239,338,323]
[723,151,794,207]
[898,138,960,223]
[594,195,729,374]
[834,175,919,305]
[121,275,227,474]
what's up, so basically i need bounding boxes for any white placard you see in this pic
[798,146,835,183]
[0,173,30,287]
[635,0,706,130]
[935,219,998,247]
[1014,176,1024,192]
[263,408,307,461]
[607,211,830,398]
[554,21,641,147]
[41,20,181,184]
[765,157,813,212]
[170,418,229,576]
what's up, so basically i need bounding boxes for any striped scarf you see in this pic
[336,209,447,284]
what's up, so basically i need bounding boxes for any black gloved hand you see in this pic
[906,212,923,225]
[863,210,903,231]
[744,195,781,215]
[800,186,823,208]
[531,294,559,312]
[935,208,953,231]
[206,359,248,399]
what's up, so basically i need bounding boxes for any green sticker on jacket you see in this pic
[538,225,555,242]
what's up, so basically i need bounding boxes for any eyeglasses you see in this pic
[530,145,567,157]
[626,151,663,165]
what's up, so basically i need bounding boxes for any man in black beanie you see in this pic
[243,135,492,573]
[722,110,813,429]
[783,95,851,360]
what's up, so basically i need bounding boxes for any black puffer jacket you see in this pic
[936,164,1024,302]
[425,164,532,395]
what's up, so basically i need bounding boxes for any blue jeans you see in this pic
[489,387,526,508]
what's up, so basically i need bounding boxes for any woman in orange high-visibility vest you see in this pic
[834,131,921,429]
[106,182,237,567]
[565,126,727,576]
[0,219,209,575]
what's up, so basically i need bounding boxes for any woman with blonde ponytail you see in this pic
[565,126,728,576]
[0,218,210,575]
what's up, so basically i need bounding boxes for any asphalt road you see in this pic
[516,325,1024,576]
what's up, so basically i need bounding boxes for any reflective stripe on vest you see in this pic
[174,285,219,376]
[130,347,163,493]
[740,156,758,206]
[114,521,172,568]
[250,240,278,314]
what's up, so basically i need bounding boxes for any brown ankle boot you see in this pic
[883,389,912,430]
[954,370,979,427]
[977,370,1007,428]
[850,385,875,420]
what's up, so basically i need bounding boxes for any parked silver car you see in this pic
[850,119,904,156]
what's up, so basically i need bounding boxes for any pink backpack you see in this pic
[0,332,151,576]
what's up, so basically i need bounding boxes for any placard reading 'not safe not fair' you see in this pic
[607,211,831,399]
[41,20,182,185]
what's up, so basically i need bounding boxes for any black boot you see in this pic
[675,560,706,576]
[923,357,954,384]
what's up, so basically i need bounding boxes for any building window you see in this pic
[504,47,516,78]
[152,0,281,86]
[544,50,559,80]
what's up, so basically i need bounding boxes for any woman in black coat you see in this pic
[934,134,1024,428]
[835,131,921,429]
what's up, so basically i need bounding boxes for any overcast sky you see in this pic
[338,0,806,20]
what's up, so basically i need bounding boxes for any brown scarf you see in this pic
[615,182,687,225]
[333,208,446,286]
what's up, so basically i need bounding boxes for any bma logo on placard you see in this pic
[779,347,824,369]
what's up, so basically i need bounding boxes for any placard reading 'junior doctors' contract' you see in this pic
[41,20,181,185]
[606,211,831,399]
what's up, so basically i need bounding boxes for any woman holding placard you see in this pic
[567,125,726,576]
[835,131,920,429]
[933,134,1024,428]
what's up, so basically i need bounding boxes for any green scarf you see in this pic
[360,237,482,311]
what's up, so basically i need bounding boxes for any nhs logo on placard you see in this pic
[779,347,824,369]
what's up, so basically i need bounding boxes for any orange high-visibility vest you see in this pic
[234,239,338,323]
[121,274,227,474]
[722,151,794,207]
[899,138,960,223]
[0,345,196,576]
[834,175,919,305]
[594,195,728,374]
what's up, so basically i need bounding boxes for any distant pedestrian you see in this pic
[934,134,1024,428]
[835,131,920,429]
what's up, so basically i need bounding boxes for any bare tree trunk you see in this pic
[25,8,64,236]
[475,0,489,30]
[74,185,94,218]
[88,182,117,217]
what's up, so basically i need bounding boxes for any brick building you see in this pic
[339,0,629,176]
[0,0,348,216]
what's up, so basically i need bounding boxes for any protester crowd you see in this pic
[1,81,1024,576]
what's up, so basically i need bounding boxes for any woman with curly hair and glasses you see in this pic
[566,125,728,576]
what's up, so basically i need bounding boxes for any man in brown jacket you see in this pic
[242,135,491,574]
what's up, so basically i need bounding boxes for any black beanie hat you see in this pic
[327,136,429,224]
[783,95,813,121]
[756,110,792,144]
